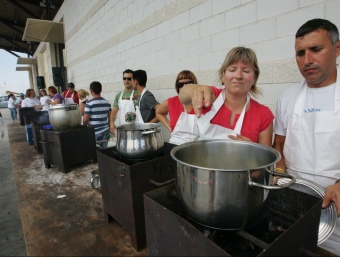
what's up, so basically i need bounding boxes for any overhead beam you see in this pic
[0,33,25,43]
[6,0,40,19]
[17,0,61,9]
[0,22,23,37]
[0,17,26,29]
[4,48,20,57]
[1,37,32,55]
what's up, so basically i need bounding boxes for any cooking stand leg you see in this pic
[130,233,146,251]
[105,211,115,223]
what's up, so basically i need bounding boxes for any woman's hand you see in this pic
[228,134,252,142]
[179,84,215,117]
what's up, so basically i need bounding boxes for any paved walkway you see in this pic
[0,108,27,256]
[0,108,146,256]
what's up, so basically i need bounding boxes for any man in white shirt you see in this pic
[273,18,340,255]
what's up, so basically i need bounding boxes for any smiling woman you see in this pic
[178,47,274,146]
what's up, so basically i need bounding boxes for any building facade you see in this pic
[29,0,340,124]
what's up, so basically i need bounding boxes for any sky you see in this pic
[0,49,30,96]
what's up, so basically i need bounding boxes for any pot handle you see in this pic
[68,104,78,110]
[149,178,175,187]
[248,168,296,190]
[142,128,160,135]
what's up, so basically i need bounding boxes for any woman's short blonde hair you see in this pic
[218,47,261,96]
[78,89,89,99]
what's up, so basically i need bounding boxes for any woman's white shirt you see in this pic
[21,97,40,108]
[40,95,52,110]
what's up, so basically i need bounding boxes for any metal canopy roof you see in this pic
[0,0,64,57]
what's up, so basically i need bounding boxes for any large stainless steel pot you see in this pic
[116,123,164,159]
[171,140,296,230]
[48,104,82,131]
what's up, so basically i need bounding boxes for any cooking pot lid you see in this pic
[277,178,337,245]
[117,123,160,131]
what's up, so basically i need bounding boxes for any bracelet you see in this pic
[275,168,285,173]
[335,179,340,184]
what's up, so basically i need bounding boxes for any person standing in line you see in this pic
[272,19,340,255]
[156,70,210,145]
[7,94,17,121]
[132,70,159,123]
[62,82,79,104]
[39,89,51,111]
[83,81,112,149]
[77,89,90,116]
[15,93,25,110]
[21,89,40,108]
[46,86,63,106]
[109,69,139,135]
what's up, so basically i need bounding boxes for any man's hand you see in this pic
[323,183,340,216]
[110,123,116,136]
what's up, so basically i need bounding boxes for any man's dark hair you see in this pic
[133,70,147,87]
[90,81,102,94]
[68,82,75,88]
[123,69,134,76]
[296,18,339,45]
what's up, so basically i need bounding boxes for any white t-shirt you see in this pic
[40,95,52,111]
[21,97,40,108]
[8,98,16,108]
[274,83,336,136]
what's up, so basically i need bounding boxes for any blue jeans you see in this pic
[9,108,17,121]
[95,130,110,149]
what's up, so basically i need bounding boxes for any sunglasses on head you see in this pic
[123,77,132,81]
[176,80,194,88]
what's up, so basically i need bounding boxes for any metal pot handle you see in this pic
[248,168,296,190]
[68,104,78,110]
[142,128,160,135]
[149,178,175,187]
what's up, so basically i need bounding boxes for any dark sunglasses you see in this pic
[123,77,132,81]
[176,80,194,88]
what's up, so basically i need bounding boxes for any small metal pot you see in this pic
[171,140,296,230]
[116,123,164,159]
[91,170,101,190]
[48,104,82,131]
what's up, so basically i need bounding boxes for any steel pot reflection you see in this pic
[171,140,296,230]
[116,123,164,159]
[48,104,81,131]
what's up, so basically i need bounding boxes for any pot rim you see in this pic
[49,103,78,110]
[117,123,161,131]
[170,139,281,172]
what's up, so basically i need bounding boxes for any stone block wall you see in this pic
[53,0,340,117]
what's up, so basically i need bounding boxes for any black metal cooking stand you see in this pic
[97,143,177,251]
[40,126,97,173]
[144,184,322,256]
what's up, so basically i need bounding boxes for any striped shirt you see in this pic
[84,97,112,135]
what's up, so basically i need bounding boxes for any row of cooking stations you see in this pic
[18,100,335,256]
